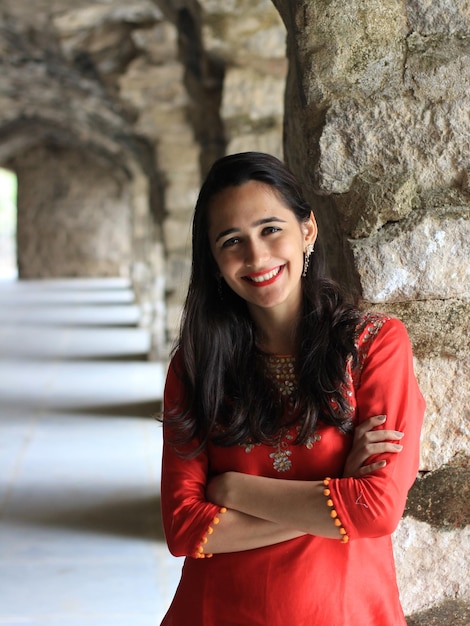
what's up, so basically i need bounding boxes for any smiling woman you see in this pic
[208,180,317,342]
[159,152,425,626]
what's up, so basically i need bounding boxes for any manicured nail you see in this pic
[393,444,403,451]
[377,415,386,421]
[395,431,404,438]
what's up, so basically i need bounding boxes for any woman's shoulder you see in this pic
[165,348,187,391]
[353,312,410,375]
[354,311,393,347]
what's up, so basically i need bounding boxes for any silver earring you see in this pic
[302,243,314,277]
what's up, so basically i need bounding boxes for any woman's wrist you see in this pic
[207,471,236,508]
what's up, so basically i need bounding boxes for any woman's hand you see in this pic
[343,414,404,478]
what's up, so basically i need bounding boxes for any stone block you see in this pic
[119,60,187,110]
[164,182,199,215]
[227,128,283,159]
[335,175,420,238]
[294,0,406,104]
[131,22,179,64]
[350,207,470,302]
[393,517,470,615]
[414,356,470,470]
[405,32,470,100]
[221,66,285,123]
[406,0,470,35]
[405,456,470,528]
[165,252,191,296]
[367,299,470,360]
[199,0,286,63]
[406,600,470,626]
[163,216,192,253]
[317,97,470,193]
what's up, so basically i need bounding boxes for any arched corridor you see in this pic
[0,278,181,624]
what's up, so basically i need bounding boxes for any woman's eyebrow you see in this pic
[214,217,287,243]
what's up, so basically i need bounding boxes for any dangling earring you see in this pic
[302,243,314,277]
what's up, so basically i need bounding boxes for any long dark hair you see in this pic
[165,152,361,453]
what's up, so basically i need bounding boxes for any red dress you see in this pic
[160,314,425,625]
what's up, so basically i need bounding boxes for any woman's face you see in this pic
[208,180,317,322]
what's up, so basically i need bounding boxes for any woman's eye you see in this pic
[221,237,240,248]
[262,226,281,235]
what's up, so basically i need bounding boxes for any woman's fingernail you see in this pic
[393,444,403,451]
[395,431,404,438]
[377,415,386,421]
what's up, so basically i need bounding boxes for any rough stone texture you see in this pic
[368,299,470,360]
[406,600,470,626]
[394,516,470,615]
[317,98,470,194]
[334,174,421,239]
[13,145,131,277]
[405,456,470,529]
[275,0,470,616]
[414,357,470,470]
[396,457,470,617]
[350,207,470,303]
[396,457,470,616]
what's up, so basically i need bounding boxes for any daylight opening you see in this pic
[0,168,18,279]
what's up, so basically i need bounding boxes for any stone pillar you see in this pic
[144,0,288,352]
[13,144,131,278]
[273,0,470,620]
[119,17,201,355]
[196,0,287,158]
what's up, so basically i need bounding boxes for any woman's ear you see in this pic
[303,211,318,246]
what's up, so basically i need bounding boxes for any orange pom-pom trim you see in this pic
[322,478,349,544]
[193,507,227,559]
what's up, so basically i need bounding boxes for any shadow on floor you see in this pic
[4,493,165,542]
[53,401,163,419]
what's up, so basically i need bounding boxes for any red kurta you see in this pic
[160,314,425,625]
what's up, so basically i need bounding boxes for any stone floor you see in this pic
[0,278,182,625]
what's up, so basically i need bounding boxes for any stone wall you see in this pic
[13,144,131,277]
[274,0,470,620]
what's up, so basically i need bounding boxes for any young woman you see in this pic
[160,152,425,625]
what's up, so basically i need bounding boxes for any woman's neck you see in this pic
[250,307,300,356]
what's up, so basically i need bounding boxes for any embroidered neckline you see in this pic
[239,314,391,473]
[264,354,297,398]
[239,354,321,473]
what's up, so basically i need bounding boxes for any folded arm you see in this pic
[161,318,425,556]
[207,318,425,546]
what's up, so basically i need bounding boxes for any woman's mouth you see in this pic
[243,265,284,286]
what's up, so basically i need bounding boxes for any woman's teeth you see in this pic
[248,267,281,283]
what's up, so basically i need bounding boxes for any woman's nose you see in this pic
[244,239,268,267]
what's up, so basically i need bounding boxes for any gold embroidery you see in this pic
[241,355,321,472]
[264,355,297,398]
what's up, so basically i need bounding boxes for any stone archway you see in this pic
[11,142,131,278]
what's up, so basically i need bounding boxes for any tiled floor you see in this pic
[0,278,182,625]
